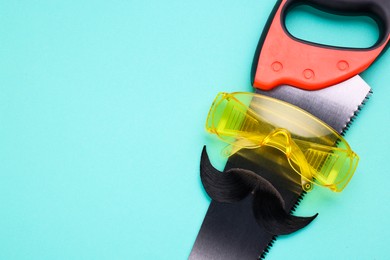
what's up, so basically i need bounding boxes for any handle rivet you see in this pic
[303,69,314,79]
[337,60,349,71]
[271,61,283,72]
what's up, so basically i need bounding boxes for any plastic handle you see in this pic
[251,0,390,91]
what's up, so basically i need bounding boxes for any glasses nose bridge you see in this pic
[261,128,313,192]
[262,128,294,155]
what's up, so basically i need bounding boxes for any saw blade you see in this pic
[254,75,372,259]
[256,75,371,134]
[190,77,371,259]
[190,147,305,260]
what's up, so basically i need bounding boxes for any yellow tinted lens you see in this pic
[206,93,265,148]
[205,92,359,192]
[306,142,359,191]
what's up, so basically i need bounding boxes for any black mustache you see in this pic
[200,146,318,235]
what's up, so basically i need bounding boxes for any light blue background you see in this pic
[1,1,389,259]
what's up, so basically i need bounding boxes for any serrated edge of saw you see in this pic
[257,89,373,259]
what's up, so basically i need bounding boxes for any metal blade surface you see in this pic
[191,75,371,259]
[255,75,371,134]
[190,147,303,260]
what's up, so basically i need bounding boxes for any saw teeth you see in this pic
[259,87,372,255]
[259,235,277,259]
[341,89,373,136]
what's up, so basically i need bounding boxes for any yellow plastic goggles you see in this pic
[205,92,359,192]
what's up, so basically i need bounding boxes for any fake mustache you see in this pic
[200,146,318,235]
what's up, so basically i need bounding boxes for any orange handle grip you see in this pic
[252,0,390,91]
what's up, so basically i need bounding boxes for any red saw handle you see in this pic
[251,0,390,91]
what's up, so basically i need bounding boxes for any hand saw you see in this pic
[190,0,390,259]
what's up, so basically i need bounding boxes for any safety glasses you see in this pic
[206,92,359,192]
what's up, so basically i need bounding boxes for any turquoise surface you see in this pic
[1,1,389,259]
